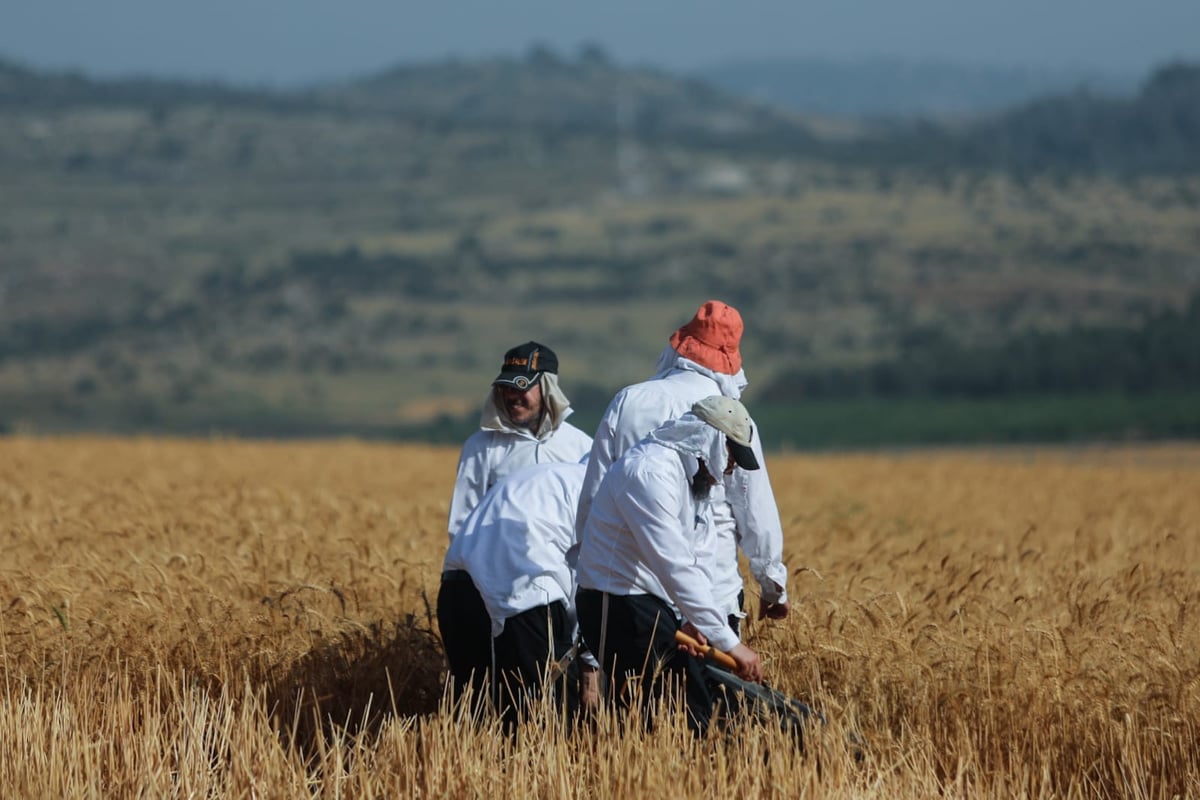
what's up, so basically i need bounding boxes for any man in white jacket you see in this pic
[439,460,596,721]
[575,395,765,735]
[448,341,592,540]
[576,301,789,628]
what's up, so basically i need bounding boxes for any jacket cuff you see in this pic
[707,627,740,654]
[754,563,789,604]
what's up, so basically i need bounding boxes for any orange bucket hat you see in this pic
[668,300,743,374]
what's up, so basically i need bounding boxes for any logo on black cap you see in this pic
[493,341,559,389]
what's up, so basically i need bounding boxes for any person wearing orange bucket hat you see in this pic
[574,301,789,628]
[667,299,745,375]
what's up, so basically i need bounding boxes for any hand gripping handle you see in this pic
[674,629,737,670]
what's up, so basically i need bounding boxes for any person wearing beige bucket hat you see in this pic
[574,395,766,736]
[574,300,790,628]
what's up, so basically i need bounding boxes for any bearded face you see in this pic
[691,459,717,500]
[494,382,544,430]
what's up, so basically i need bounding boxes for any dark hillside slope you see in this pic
[0,57,305,112]
[859,62,1200,174]
[959,62,1200,173]
[696,56,1134,118]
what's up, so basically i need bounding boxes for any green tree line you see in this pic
[762,291,1200,402]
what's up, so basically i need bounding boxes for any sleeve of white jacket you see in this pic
[564,490,600,669]
[726,431,789,605]
[447,436,489,541]
[575,398,622,540]
[624,468,740,653]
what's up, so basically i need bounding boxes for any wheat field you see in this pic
[1,436,1197,798]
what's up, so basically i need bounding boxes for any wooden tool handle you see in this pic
[674,629,738,670]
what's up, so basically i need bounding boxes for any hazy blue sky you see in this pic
[4,1,1199,85]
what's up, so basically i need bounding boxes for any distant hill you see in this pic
[315,45,817,145]
[2,51,1200,442]
[0,48,819,148]
[694,57,1135,119]
[6,50,1196,176]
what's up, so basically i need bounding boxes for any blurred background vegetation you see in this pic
[1,46,1198,448]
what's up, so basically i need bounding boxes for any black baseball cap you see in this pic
[493,341,559,390]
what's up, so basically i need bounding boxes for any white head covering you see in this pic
[646,411,728,483]
[649,345,748,400]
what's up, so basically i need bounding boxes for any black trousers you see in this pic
[576,589,716,736]
[436,571,492,711]
[728,589,745,637]
[494,600,573,724]
[437,571,573,723]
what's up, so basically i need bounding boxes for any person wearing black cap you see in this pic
[574,395,765,736]
[447,341,592,540]
[438,461,590,723]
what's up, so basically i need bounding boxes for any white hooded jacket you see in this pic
[575,347,788,610]
[443,461,586,636]
[574,413,739,653]
[448,372,592,539]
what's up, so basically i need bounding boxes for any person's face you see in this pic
[724,443,737,475]
[496,381,544,429]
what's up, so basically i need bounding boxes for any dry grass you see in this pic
[1,436,1197,797]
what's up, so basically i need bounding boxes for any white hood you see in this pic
[649,345,748,400]
[646,412,727,484]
